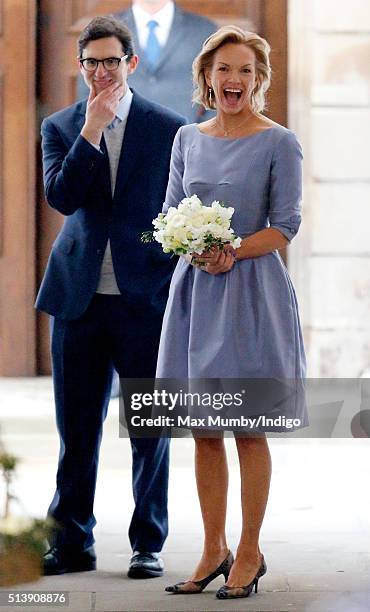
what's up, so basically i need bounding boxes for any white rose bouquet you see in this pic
[141,195,241,258]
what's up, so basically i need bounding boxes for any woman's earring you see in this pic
[208,87,213,107]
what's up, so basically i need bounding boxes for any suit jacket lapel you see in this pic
[123,8,141,53]
[121,8,152,72]
[113,91,151,201]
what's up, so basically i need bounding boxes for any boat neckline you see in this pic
[195,125,281,141]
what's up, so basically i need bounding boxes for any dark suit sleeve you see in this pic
[41,118,106,216]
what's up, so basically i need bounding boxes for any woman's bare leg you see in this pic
[176,436,229,591]
[226,435,272,588]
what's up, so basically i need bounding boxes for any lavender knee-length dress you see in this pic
[156,124,307,421]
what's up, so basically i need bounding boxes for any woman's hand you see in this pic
[192,245,236,275]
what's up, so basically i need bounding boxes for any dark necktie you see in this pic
[107,116,121,130]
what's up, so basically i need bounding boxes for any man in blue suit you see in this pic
[36,15,185,578]
[78,0,216,122]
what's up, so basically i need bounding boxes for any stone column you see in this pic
[288,0,370,376]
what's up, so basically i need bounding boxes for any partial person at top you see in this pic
[77,0,216,122]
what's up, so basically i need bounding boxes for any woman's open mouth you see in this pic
[223,88,243,103]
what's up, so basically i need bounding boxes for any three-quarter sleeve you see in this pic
[162,127,186,214]
[268,131,303,241]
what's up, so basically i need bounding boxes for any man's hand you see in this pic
[81,83,125,146]
[192,244,236,275]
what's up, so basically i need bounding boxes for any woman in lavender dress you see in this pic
[157,26,307,599]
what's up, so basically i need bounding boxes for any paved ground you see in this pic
[0,377,370,611]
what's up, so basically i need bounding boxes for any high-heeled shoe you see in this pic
[216,554,267,599]
[165,550,234,594]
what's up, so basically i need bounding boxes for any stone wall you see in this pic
[288,0,370,376]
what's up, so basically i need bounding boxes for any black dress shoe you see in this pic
[128,551,164,579]
[43,545,96,576]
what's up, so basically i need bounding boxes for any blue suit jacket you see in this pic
[77,5,216,122]
[35,90,186,321]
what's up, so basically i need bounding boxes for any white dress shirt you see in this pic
[112,85,133,125]
[132,1,175,49]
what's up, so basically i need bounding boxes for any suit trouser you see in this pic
[48,293,169,552]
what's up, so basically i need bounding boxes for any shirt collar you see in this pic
[115,86,133,122]
[132,1,175,31]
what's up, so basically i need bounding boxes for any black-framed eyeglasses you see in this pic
[79,55,128,72]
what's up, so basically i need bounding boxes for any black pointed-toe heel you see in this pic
[216,554,267,600]
[165,550,234,594]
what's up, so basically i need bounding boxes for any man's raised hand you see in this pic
[81,83,125,146]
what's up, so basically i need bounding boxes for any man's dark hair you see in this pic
[78,15,135,59]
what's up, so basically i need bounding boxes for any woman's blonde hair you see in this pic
[192,25,271,113]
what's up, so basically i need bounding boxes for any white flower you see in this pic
[166,213,187,229]
[149,194,241,256]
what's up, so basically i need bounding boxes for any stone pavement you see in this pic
[0,377,369,611]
